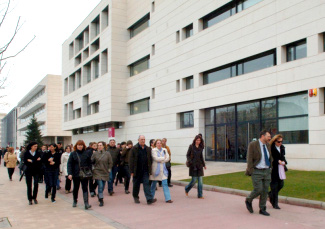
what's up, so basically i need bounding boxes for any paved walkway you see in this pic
[172,161,247,180]
[1,165,325,229]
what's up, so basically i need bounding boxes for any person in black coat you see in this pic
[24,142,42,205]
[42,143,61,203]
[185,135,207,199]
[129,135,156,205]
[268,134,287,209]
[67,140,92,209]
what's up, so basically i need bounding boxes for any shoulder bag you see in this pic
[76,152,92,180]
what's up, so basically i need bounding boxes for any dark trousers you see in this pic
[269,179,284,206]
[46,169,58,200]
[132,172,152,202]
[7,168,15,179]
[89,179,97,194]
[108,166,118,193]
[73,177,89,203]
[246,168,271,210]
[65,176,72,191]
[25,173,39,201]
[121,165,130,191]
[167,167,171,185]
[39,166,45,182]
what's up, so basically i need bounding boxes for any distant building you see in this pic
[1,109,17,148]
[16,74,71,147]
[62,0,325,170]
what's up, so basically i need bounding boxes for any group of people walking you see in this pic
[3,130,286,216]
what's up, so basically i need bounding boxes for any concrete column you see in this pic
[277,46,287,64]
[307,34,322,57]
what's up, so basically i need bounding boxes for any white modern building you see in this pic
[0,112,8,147]
[17,74,71,147]
[62,0,325,170]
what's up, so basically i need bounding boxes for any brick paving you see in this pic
[1,165,325,229]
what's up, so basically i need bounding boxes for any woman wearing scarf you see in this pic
[149,139,173,203]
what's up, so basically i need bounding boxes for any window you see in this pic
[152,1,155,13]
[323,33,325,52]
[203,49,275,85]
[202,0,263,29]
[93,101,99,114]
[180,111,194,128]
[92,56,100,79]
[184,24,193,39]
[75,32,83,53]
[76,69,82,89]
[83,48,89,60]
[91,38,100,55]
[129,13,150,38]
[152,88,155,99]
[185,76,194,90]
[101,6,109,30]
[69,42,74,59]
[75,54,81,67]
[152,44,155,55]
[176,31,180,43]
[64,78,68,95]
[73,108,81,119]
[287,39,307,62]
[176,79,180,92]
[101,49,108,74]
[91,16,100,39]
[130,55,150,76]
[130,98,150,115]
[278,93,308,144]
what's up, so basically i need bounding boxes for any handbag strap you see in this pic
[75,152,82,169]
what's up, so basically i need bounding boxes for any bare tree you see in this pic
[0,0,35,105]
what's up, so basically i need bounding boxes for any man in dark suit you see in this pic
[245,130,272,216]
[129,135,156,205]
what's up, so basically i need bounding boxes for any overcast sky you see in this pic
[0,0,101,113]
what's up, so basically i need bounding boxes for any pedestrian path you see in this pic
[0,166,115,229]
[171,161,247,180]
[1,165,325,229]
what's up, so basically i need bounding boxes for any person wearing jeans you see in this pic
[185,135,206,199]
[91,141,112,206]
[150,139,173,203]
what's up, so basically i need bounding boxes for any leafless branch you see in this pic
[0,0,10,28]
[1,35,35,61]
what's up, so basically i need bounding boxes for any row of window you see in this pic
[72,122,121,135]
[20,89,45,112]
[64,99,99,122]
[69,6,108,59]
[64,50,108,95]
[20,105,46,124]
[173,37,310,90]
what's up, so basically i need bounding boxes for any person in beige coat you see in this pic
[149,139,173,203]
[4,147,18,181]
[60,145,72,194]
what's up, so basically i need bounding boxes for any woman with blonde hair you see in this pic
[4,147,18,181]
[149,139,173,203]
[268,134,287,209]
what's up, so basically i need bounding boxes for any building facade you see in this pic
[17,75,71,147]
[0,112,8,147]
[62,0,325,170]
[1,109,17,148]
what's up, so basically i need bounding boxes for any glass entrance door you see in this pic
[237,122,260,161]
[216,124,236,161]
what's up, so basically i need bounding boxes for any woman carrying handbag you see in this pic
[268,134,287,209]
[67,140,93,209]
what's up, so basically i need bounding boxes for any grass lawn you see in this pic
[171,163,183,166]
[183,170,325,202]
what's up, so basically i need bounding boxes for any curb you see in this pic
[171,180,325,210]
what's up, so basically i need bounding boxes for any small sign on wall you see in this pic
[108,127,115,138]
[309,89,317,97]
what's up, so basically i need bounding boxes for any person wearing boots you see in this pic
[92,141,113,206]
[268,134,287,209]
[67,140,93,210]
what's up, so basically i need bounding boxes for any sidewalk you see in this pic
[0,166,116,229]
[171,161,247,180]
[1,165,325,229]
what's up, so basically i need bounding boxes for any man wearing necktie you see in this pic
[245,130,272,216]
